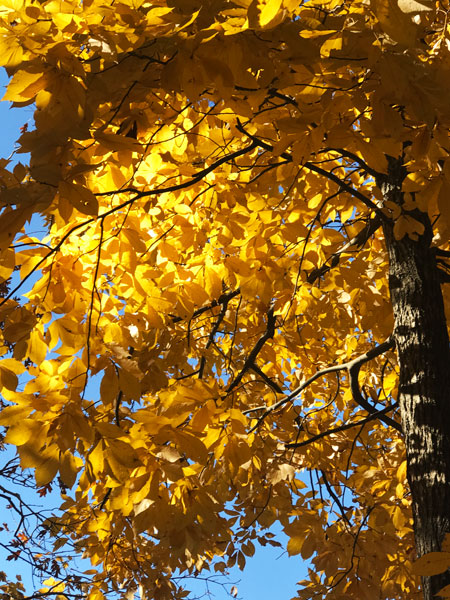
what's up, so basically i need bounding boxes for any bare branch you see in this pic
[321,147,383,180]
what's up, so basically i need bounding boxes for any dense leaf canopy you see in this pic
[1,0,450,599]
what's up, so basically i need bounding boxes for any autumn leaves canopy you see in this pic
[0,1,449,599]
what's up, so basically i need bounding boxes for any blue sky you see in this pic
[0,67,310,600]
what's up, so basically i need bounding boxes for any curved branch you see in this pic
[348,342,401,432]
[307,215,382,284]
[246,337,402,433]
[235,120,386,218]
[285,404,399,449]
[1,138,258,306]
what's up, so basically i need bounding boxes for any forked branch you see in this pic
[246,337,401,433]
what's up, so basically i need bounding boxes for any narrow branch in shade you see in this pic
[307,215,382,284]
[321,147,383,181]
[285,404,398,449]
[226,307,276,394]
[235,120,385,218]
[170,289,240,324]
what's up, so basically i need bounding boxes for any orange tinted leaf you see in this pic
[35,454,59,487]
[59,182,98,216]
[412,552,450,576]
[287,536,303,556]
[437,583,450,598]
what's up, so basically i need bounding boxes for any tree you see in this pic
[0,0,450,598]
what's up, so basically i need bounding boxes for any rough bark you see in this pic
[380,158,450,599]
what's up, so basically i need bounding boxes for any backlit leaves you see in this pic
[0,0,449,599]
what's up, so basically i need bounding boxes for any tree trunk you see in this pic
[380,158,450,599]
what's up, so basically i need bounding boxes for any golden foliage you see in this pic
[0,0,450,598]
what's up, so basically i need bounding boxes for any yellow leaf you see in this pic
[94,131,139,152]
[393,214,424,241]
[88,588,105,600]
[204,264,222,298]
[4,419,40,446]
[173,430,208,463]
[159,241,179,262]
[59,182,98,216]
[106,453,130,482]
[96,423,122,440]
[320,36,342,58]
[27,329,47,364]
[287,535,304,556]
[0,365,18,391]
[100,367,119,404]
[258,0,283,27]
[108,440,141,469]
[118,368,141,400]
[392,505,408,529]
[68,410,94,443]
[411,552,450,576]
[59,452,81,488]
[184,281,209,305]
[41,578,65,594]
[355,138,388,173]
[371,0,422,46]
[0,403,32,425]
[2,69,47,102]
[88,442,105,476]
[0,35,24,68]
[301,534,316,560]
[417,176,442,212]
[0,248,15,281]
[202,58,235,93]
[397,460,407,482]
[35,453,59,487]
[0,207,30,253]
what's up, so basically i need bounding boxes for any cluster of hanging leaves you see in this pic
[0,0,450,598]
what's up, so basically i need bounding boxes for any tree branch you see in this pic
[348,341,401,432]
[235,120,385,218]
[170,289,240,324]
[246,337,401,433]
[226,306,276,394]
[321,147,383,180]
[0,138,259,307]
[250,363,284,394]
[285,404,398,449]
[307,215,382,284]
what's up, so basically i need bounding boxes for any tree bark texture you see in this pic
[381,158,450,599]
